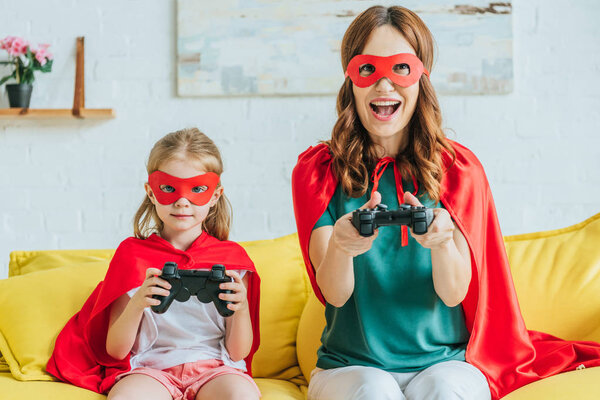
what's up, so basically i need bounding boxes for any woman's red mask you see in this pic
[345,53,430,88]
[148,171,220,206]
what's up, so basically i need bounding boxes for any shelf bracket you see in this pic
[72,36,85,118]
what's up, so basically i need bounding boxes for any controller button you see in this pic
[360,223,373,235]
[414,221,427,233]
[360,214,371,221]
[414,211,426,219]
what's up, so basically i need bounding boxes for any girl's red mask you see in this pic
[345,53,430,88]
[148,170,220,206]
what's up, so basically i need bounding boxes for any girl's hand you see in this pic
[403,192,454,249]
[129,267,172,311]
[331,191,382,257]
[219,271,249,313]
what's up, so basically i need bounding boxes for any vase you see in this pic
[6,83,33,108]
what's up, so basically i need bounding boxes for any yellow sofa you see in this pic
[1,212,600,399]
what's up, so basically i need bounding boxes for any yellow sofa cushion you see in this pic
[504,212,600,342]
[296,290,325,384]
[0,260,109,381]
[501,366,600,399]
[8,249,115,277]
[241,233,311,385]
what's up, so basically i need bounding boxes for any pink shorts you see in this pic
[117,359,260,400]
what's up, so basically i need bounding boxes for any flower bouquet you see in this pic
[0,36,53,108]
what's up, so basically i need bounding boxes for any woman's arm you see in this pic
[404,192,471,307]
[308,192,381,307]
[106,267,171,360]
[223,272,253,362]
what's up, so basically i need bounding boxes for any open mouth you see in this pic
[370,100,401,118]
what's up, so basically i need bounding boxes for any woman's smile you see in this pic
[369,97,403,121]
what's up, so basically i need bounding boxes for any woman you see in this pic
[291,5,600,400]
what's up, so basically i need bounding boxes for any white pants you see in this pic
[307,361,491,400]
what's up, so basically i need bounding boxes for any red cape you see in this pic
[291,141,600,399]
[46,232,260,394]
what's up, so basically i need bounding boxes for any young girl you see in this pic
[47,128,261,400]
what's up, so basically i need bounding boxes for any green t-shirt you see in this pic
[313,166,469,372]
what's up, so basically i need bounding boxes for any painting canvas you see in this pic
[177,0,513,96]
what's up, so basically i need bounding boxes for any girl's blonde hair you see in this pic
[133,127,232,241]
[327,5,455,202]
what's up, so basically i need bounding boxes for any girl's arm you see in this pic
[106,267,171,360]
[309,192,381,307]
[223,272,253,362]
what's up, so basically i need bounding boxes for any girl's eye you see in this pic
[358,63,376,77]
[191,185,208,193]
[393,63,410,76]
[159,185,175,193]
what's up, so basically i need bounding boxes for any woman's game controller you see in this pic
[352,203,434,237]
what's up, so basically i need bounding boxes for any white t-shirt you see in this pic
[126,270,247,371]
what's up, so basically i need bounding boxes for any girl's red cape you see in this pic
[46,233,260,394]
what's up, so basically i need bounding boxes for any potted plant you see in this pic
[0,36,53,108]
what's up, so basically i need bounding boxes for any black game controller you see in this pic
[352,203,434,237]
[151,262,234,317]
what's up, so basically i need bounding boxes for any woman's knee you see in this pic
[404,362,490,400]
[309,366,403,400]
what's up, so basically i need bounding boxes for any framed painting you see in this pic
[177,0,512,96]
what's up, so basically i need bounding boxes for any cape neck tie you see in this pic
[371,157,418,246]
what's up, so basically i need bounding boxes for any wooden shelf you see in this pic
[0,108,115,119]
[1,37,114,120]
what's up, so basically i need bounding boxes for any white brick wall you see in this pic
[1,0,599,277]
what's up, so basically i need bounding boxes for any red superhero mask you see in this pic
[345,53,430,88]
[148,170,220,206]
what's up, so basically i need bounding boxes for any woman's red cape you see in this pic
[46,233,260,394]
[291,141,600,399]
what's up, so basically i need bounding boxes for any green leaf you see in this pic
[0,75,13,85]
[39,59,53,73]
[22,69,34,84]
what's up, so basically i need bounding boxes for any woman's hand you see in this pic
[219,271,249,313]
[129,267,172,311]
[403,192,454,249]
[331,190,382,257]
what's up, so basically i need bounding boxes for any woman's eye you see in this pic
[393,63,410,76]
[191,185,208,193]
[359,63,376,77]
[159,185,175,193]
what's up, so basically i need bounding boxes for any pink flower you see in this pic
[0,36,13,50]
[34,47,52,65]
[8,37,29,57]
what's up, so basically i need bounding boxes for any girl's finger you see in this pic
[225,270,243,283]
[149,276,172,289]
[147,287,170,297]
[220,282,245,292]
[219,292,244,302]
[145,267,162,278]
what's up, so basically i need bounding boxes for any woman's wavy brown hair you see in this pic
[327,5,455,202]
[133,127,232,241]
